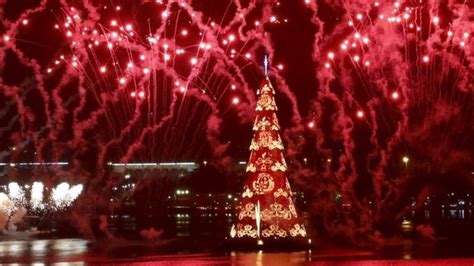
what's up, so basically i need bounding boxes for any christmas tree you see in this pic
[230,75,308,244]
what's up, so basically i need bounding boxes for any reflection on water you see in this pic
[0,238,473,264]
[0,238,88,264]
[230,251,311,266]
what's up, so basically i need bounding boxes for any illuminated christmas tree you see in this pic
[230,69,308,245]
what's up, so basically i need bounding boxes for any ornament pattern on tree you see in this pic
[252,173,275,194]
[230,78,308,240]
[239,203,256,220]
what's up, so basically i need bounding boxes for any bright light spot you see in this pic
[163,53,171,61]
[327,52,335,59]
[356,110,364,118]
[181,29,188,36]
[3,35,11,42]
[179,86,187,93]
[110,20,118,26]
[432,16,439,25]
[364,61,370,66]
[232,97,240,105]
[324,62,331,68]
[463,32,470,38]
[422,55,429,63]
[119,77,126,84]
[161,11,169,18]
[353,55,360,62]
[228,34,236,42]
[402,156,409,163]
[22,19,29,25]
[308,121,315,128]
[245,53,251,59]
[391,91,399,100]
[130,92,136,97]
[304,0,310,4]
[277,64,284,70]
[356,13,363,20]
[100,66,107,73]
[138,91,145,98]
[125,24,133,31]
[148,37,157,44]
[51,182,83,209]
[190,57,198,65]
[231,84,237,90]
[142,68,150,74]
[127,62,134,69]
[30,182,44,210]
[8,182,24,203]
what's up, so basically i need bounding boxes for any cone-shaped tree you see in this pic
[230,77,307,242]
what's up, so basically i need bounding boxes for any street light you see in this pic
[402,156,409,175]
[402,156,409,163]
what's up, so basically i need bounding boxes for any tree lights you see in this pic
[230,77,308,244]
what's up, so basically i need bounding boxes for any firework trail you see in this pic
[0,0,299,236]
[0,181,82,230]
[299,0,474,244]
